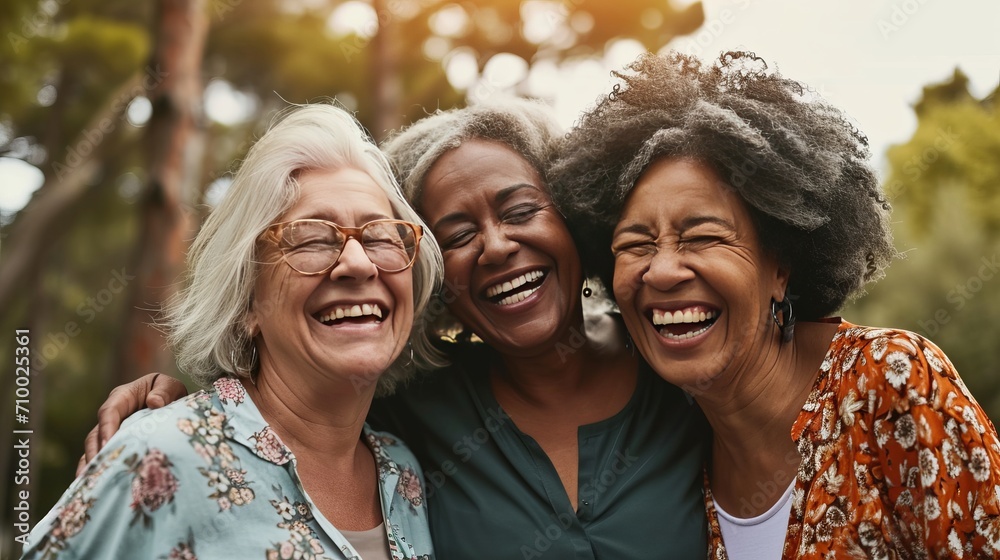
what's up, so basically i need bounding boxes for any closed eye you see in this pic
[441,229,476,250]
[501,203,546,225]
[681,235,721,247]
[612,240,657,258]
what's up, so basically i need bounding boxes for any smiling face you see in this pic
[611,157,787,390]
[419,139,582,357]
[248,167,414,389]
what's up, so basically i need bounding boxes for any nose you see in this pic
[477,222,519,266]
[641,245,695,290]
[330,238,378,281]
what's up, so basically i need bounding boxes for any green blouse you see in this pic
[370,344,708,559]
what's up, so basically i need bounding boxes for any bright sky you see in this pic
[2,0,998,217]
[530,0,1000,169]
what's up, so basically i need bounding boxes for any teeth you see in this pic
[486,270,544,298]
[660,323,713,340]
[652,309,718,326]
[497,286,540,306]
[319,303,384,324]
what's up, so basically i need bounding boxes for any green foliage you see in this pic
[883,70,1000,237]
[845,71,1000,421]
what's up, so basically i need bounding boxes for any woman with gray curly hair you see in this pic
[552,51,1000,558]
[81,98,709,558]
[24,104,438,559]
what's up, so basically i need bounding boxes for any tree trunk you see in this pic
[368,0,401,142]
[115,0,208,382]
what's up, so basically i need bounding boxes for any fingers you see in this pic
[145,373,189,409]
[95,373,153,449]
[79,424,101,476]
[95,388,127,451]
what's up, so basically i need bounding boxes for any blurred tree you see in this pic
[0,1,705,555]
[117,0,208,378]
[845,70,1000,421]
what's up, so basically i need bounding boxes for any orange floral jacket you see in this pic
[705,321,1000,559]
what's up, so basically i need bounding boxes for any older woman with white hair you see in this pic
[20,104,440,560]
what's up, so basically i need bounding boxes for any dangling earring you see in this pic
[582,278,593,298]
[231,346,259,384]
[402,342,414,368]
[770,296,796,343]
[624,332,636,356]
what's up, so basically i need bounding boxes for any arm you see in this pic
[78,373,189,474]
[24,430,186,559]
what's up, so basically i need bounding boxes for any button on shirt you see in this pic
[21,378,433,560]
[370,344,708,559]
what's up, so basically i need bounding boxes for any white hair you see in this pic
[164,103,444,395]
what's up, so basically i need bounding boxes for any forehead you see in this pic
[283,167,395,222]
[621,157,747,224]
[421,139,545,206]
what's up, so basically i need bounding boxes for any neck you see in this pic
[494,311,637,407]
[700,321,838,514]
[243,358,376,459]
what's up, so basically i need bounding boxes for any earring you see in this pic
[401,342,414,368]
[770,296,796,343]
[582,278,593,298]
[231,346,259,383]
[624,332,636,356]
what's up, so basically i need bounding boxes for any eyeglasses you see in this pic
[261,219,422,275]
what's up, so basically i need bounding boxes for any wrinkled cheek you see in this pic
[251,281,292,324]
[612,266,640,310]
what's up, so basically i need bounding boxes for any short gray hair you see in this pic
[164,103,444,394]
[382,97,563,209]
[552,51,896,320]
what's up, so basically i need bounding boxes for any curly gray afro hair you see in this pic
[550,51,896,320]
[381,97,564,209]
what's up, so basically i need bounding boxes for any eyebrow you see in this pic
[495,183,542,204]
[295,212,394,224]
[613,216,736,237]
[613,223,654,238]
[679,215,737,231]
[431,183,542,230]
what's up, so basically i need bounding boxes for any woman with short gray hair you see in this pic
[553,50,1000,559]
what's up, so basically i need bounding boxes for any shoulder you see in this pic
[102,388,241,477]
[825,323,961,398]
[830,323,998,446]
[115,390,219,445]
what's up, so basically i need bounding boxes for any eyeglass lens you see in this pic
[279,221,417,273]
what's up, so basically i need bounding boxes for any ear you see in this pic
[244,296,260,338]
[770,260,791,302]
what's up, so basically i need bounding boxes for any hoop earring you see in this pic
[771,296,796,344]
[582,278,592,298]
[231,346,259,384]
[402,342,414,368]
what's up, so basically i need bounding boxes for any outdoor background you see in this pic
[1,0,998,555]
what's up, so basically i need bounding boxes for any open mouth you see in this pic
[651,307,719,340]
[484,270,547,306]
[316,303,385,326]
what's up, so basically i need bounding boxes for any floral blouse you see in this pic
[21,378,433,560]
[705,320,1000,559]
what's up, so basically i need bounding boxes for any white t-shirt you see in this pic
[713,479,795,560]
[340,522,391,560]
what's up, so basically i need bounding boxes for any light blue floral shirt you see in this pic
[21,378,433,560]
